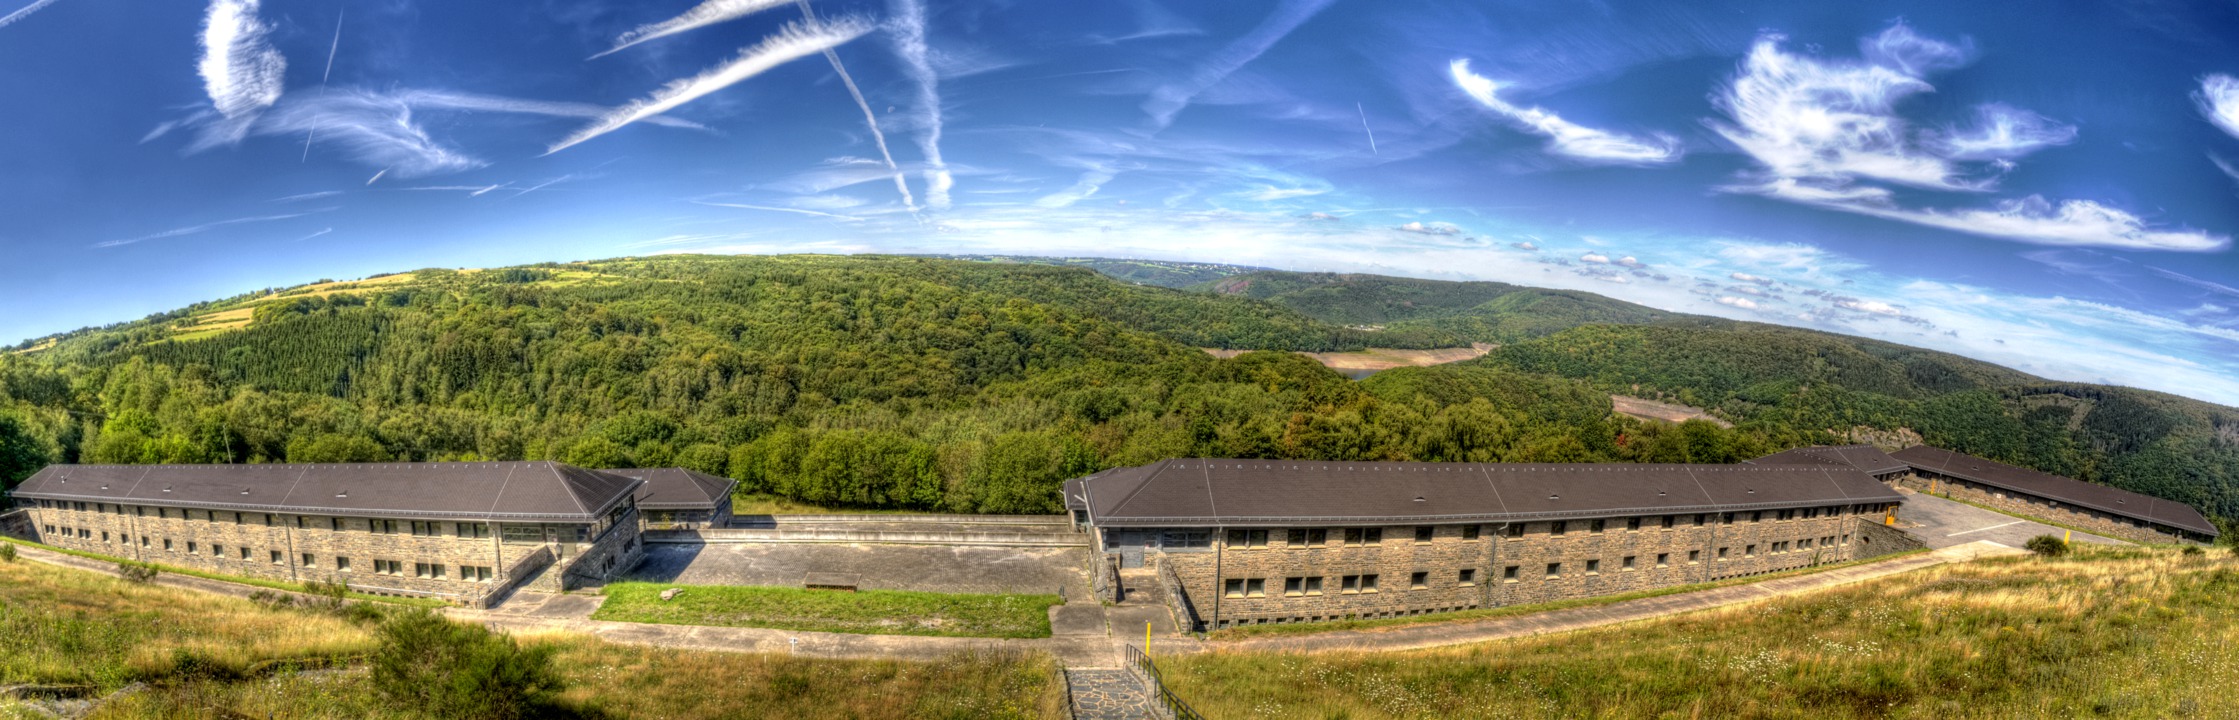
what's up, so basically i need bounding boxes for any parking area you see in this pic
[1898,491,2125,549]
[625,542,1093,599]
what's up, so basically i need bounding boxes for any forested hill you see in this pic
[0,255,2232,534]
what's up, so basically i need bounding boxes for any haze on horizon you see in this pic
[3,0,2239,405]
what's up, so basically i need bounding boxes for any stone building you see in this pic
[1068,460,1908,630]
[602,467,738,529]
[7,462,648,604]
[1886,446,2218,544]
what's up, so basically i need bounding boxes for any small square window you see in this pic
[1622,555,1636,570]
[1625,517,1641,532]
[1662,515,1676,529]
[1459,568,1476,586]
[1551,521,1567,537]
[1360,574,1378,593]
[1546,562,1561,578]
[1245,578,1265,597]
[1410,571,1429,589]
[1284,577,1305,596]
[1656,553,1670,568]
[1414,526,1434,543]
[1341,575,1362,594]
[1746,544,1757,557]
[1226,579,1247,598]
[1586,559,1601,575]
[1462,524,1480,540]
[301,553,315,568]
[1344,528,1364,545]
[1589,519,1605,534]
[1304,576,1323,595]
[211,544,224,557]
[1287,529,1306,546]
[1503,565,1520,582]
[1717,547,1729,560]
[336,556,352,572]
[1364,528,1381,544]
[1505,523,1524,538]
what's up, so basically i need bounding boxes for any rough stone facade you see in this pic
[21,499,641,603]
[1154,503,1901,630]
[1893,472,2186,544]
[1852,516,1929,558]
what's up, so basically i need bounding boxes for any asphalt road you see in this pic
[1897,491,2125,549]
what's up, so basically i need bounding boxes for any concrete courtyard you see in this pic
[625,542,1094,599]
[1897,491,2125,549]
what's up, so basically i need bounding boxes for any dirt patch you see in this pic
[1611,395,1731,427]
[1201,344,1493,371]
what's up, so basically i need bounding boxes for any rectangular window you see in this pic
[1662,515,1677,529]
[1590,519,1605,534]
[1246,578,1264,598]
[1245,529,1268,547]
[1304,576,1323,595]
[1225,579,1245,598]
[301,553,315,568]
[1546,563,1562,579]
[233,512,244,525]
[211,544,224,557]
[1343,528,1366,545]
[1414,526,1435,543]
[1306,528,1326,546]
[1622,555,1637,571]
[1694,514,1707,527]
[1503,565,1520,582]
[1284,577,1306,596]
[1717,547,1729,560]
[264,513,275,526]
[1287,529,1306,546]
[1750,511,1763,523]
[1505,523,1524,538]
[330,517,344,532]
[164,538,174,551]
[1551,521,1567,537]
[295,515,305,529]
[1341,575,1362,594]
[1360,575,1378,593]
[1656,553,1669,568]
[1626,517,1642,532]
[1459,568,1476,586]
[1410,571,1429,590]
[455,523,490,539]
[1687,550,1700,564]
[1462,524,1480,540]
[336,556,351,572]
[239,547,250,560]
[471,566,492,582]
[1586,559,1601,575]
[139,536,149,548]
[1842,534,1851,545]
[1722,512,1736,525]
[410,521,439,537]
[1746,544,1757,557]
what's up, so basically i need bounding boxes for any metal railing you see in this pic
[1125,644,1207,720]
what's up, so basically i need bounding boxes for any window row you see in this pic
[1225,569,1485,599]
[1212,505,1891,550]
[34,503,496,539]
[40,527,498,583]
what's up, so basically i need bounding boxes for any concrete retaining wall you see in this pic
[1853,516,1931,558]
[645,527,1089,547]
[729,513,1072,527]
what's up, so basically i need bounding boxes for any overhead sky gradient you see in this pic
[4,0,2239,405]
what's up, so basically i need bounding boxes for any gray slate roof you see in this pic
[1748,445,1910,476]
[1890,446,2217,537]
[601,467,739,510]
[1078,459,1901,528]
[10,462,640,523]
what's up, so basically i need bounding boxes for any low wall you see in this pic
[730,513,1073,527]
[645,528,1088,547]
[0,510,31,540]
[1852,517,1929,559]
[1894,473,2183,544]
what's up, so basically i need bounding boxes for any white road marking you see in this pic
[1946,520,2026,537]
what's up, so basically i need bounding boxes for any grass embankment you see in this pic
[595,581,1063,638]
[1165,546,2239,719]
[0,558,1064,719]
[1211,549,1930,640]
[0,536,447,607]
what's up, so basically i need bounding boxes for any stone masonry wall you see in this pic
[1893,472,2187,544]
[1157,503,1899,630]
[22,501,619,602]
[1851,516,1929,558]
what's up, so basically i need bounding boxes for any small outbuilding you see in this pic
[603,467,738,530]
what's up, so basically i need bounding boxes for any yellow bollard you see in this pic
[2064,530,2071,546]
[1146,621,1152,655]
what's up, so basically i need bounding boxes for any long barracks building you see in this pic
[1069,459,1915,631]
[6,462,665,605]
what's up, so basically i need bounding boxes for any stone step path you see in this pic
[1065,667,1155,720]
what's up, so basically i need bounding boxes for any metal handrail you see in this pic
[1124,645,1207,720]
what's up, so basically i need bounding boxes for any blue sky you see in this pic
[5,0,2239,405]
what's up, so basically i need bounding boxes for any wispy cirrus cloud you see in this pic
[1139,0,1335,129]
[694,200,864,221]
[589,0,791,59]
[2198,74,2239,140]
[1449,59,1683,165]
[889,0,954,209]
[1714,23,2221,252]
[94,209,332,249]
[198,0,286,119]
[0,0,64,29]
[549,18,872,154]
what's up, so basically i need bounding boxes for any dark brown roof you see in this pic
[1891,446,2217,536]
[1081,459,1901,527]
[602,467,738,510]
[10,462,640,523]
[1749,445,1909,476]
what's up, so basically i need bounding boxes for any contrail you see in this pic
[590,0,792,59]
[365,168,387,185]
[303,8,344,162]
[548,18,872,154]
[291,228,334,242]
[798,0,914,211]
[0,0,63,29]
[888,0,951,209]
[1357,102,1377,155]
[695,200,863,221]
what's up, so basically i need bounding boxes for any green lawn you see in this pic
[594,582,1063,638]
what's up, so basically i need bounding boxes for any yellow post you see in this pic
[2064,530,2071,546]
[1145,621,1152,654]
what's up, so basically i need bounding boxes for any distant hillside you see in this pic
[926,255,1271,289]
[0,255,2230,532]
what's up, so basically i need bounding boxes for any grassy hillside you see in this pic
[1163,545,2239,719]
[0,255,2231,530]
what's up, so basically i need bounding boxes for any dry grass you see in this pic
[1163,546,2239,719]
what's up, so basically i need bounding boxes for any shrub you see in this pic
[116,560,158,583]
[2182,545,2205,557]
[0,542,15,563]
[2024,534,2069,557]
[372,609,562,720]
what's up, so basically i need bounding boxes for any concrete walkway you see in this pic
[1175,541,2026,655]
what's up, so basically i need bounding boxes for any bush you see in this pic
[372,609,563,720]
[2182,545,2205,557]
[2024,534,2070,557]
[0,542,15,563]
[116,560,158,583]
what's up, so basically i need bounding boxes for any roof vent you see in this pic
[1413,496,1426,502]
[99,484,109,490]
[162,486,172,493]
[239,488,251,495]
[336,491,349,498]
[1549,493,1560,500]
[1747,488,1756,494]
[1658,490,1667,496]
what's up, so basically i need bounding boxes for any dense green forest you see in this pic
[0,256,2232,537]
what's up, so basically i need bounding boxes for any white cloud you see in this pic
[1036,166,1117,208]
[1579,252,1610,263]
[590,0,791,59]
[889,0,954,210]
[1730,271,1772,284]
[1712,31,1967,191]
[1141,0,1336,129]
[1798,193,2228,252]
[95,209,331,248]
[198,0,286,119]
[1449,59,1682,165]
[1614,256,1642,267]
[1397,221,1461,235]
[1716,296,1759,309]
[2198,74,2239,140]
[1857,21,1971,76]
[549,18,872,154]
[0,0,64,29]
[1511,241,1537,250]
[1933,104,2076,160]
[1834,298,1903,316]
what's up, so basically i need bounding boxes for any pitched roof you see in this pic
[601,467,738,510]
[1080,459,1900,527]
[1748,445,1910,476]
[1890,446,2217,537]
[9,462,641,523]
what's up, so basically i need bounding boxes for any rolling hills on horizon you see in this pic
[0,254,2231,534]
